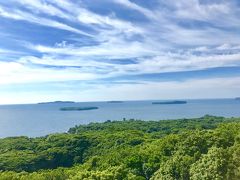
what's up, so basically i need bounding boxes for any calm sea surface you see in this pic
[0,99,240,138]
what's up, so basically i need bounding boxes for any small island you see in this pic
[152,100,187,105]
[107,101,123,103]
[38,101,75,104]
[235,97,240,100]
[60,107,99,111]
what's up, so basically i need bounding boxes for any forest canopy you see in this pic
[0,115,240,180]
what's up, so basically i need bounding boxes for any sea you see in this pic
[0,98,240,138]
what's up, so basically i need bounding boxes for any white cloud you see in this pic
[157,0,240,28]
[0,61,98,85]
[216,43,240,50]
[115,52,240,74]
[28,38,157,59]
[10,0,72,19]
[23,43,240,76]
[46,0,143,36]
[0,5,92,36]
[216,43,232,50]
[112,0,240,46]
[192,46,209,52]
[113,0,157,19]
[0,48,20,54]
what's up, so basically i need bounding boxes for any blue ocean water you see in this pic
[0,99,239,138]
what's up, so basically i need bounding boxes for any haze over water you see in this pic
[0,98,239,138]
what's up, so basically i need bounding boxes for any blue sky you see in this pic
[0,0,240,104]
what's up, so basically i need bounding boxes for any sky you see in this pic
[0,0,240,104]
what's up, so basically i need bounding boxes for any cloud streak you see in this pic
[0,5,92,36]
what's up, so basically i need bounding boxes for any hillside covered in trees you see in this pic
[0,115,240,179]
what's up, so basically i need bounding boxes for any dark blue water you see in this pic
[0,99,239,138]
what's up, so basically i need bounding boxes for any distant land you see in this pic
[235,97,240,100]
[107,101,123,103]
[152,100,187,105]
[60,107,99,111]
[38,101,76,104]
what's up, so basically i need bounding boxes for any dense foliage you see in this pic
[0,115,240,179]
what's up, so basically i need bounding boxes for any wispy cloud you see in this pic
[10,0,72,19]
[113,0,157,20]
[24,39,240,76]
[0,60,99,85]
[0,5,91,36]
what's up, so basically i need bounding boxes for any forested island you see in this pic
[0,115,240,179]
[38,101,76,104]
[107,101,124,103]
[152,100,187,105]
[60,107,99,111]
